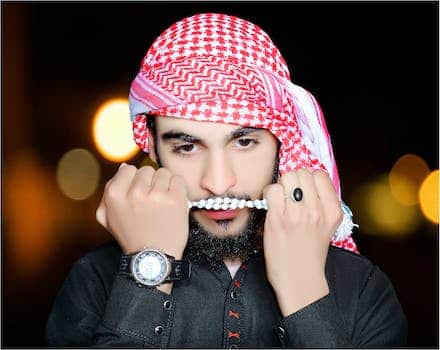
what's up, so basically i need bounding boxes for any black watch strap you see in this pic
[167,259,191,281]
[119,251,191,282]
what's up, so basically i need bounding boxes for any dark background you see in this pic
[2,1,439,347]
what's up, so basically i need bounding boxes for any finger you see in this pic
[95,203,108,230]
[150,167,172,192]
[263,183,285,216]
[169,174,187,197]
[104,177,113,190]
[313,170,342,223]
[110,163,137,190]
[127,165,155,198]
[102,165,136,209]
[278,171,301,214]
[295,168,322,215]
[95,175,116,230]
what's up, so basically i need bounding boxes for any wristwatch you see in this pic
[120,249,191,287]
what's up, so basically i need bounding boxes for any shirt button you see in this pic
[163,300,172,310]
[229,345,239,349]
[154,325,164,335]
[230,291,238,299]
[276,326,285,338]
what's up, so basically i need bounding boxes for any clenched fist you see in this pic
[263,169,343,316]
[96,163,189,259]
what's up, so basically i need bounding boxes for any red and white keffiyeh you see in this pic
[128,13,358,253]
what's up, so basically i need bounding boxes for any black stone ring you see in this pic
[292,188,303,202]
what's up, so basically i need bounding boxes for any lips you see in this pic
[202,209,240,220]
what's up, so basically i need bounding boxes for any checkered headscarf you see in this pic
[128,13,358,253]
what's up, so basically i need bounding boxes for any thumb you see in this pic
[96,200,109,231]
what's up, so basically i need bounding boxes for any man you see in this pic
[46,13,407,347]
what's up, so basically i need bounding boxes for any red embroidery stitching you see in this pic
[228,331,240,339]
[233,280,241,288]
[228,310,240,319]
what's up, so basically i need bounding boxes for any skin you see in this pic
[96,116,343,315]
[153,117,278,239]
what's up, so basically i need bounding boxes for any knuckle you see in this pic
[332,207,344,224]
[308,211,321,225]
[298,167,312,179]
[139,165,155,177]
[128,187,146,201]
[105,184,122,200]
[148,190,170,205]
[266,212,281,231]
[146,188,161,199]
[104,179,113,190]
[314,169,328,178]
[95,207,104,224]
[280,172,296,183]
[119,164,137,175]
[265,183,283,196]
[139,164,155,172]
[266,210,278,223]
[286,214,299,227]
[149,192,183,209]
[124,164,137,171]
[156,167,171,176]
[263,185,274,197]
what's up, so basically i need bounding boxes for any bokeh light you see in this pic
[389,154,430,206]
[56,148,101,200]
[4,150,57,276]
[93,98,139,162]
[419,170,439,224]
[350,174,422,237]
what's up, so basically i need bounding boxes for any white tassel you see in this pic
[333,202,359,241]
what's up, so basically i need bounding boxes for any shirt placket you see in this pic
[223,262,248,349]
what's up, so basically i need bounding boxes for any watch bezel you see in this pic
[130,249,172,287]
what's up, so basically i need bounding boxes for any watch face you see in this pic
[132,250,170,286]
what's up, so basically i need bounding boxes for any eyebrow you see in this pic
[161,132,200,143]
[160,127,260,143]
[230,127,259,139]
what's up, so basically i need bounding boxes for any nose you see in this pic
[200,151,236,196]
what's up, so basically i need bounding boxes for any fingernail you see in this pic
[119,163,127,169]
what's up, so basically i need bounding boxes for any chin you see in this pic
[192,211,250,238]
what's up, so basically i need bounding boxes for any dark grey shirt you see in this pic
[46,242,407,348]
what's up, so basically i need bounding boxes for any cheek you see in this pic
[234,152,277,195]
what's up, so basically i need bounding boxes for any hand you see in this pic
[263,169,343,316]
[96,164,189,259]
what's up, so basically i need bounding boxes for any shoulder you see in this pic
[325,245,397,299]
[326,246,407,343]
[326,245,382,292]
[326,245,375,274]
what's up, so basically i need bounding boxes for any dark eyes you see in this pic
[172,137,259,156]
[171,143,196,157]
[237,138,253,147]
[178,144,195,152]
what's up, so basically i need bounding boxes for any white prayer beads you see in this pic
[188,197,268,210]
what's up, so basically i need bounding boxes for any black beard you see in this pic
[182,209,266,271]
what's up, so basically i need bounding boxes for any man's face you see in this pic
[149,117,279,240]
